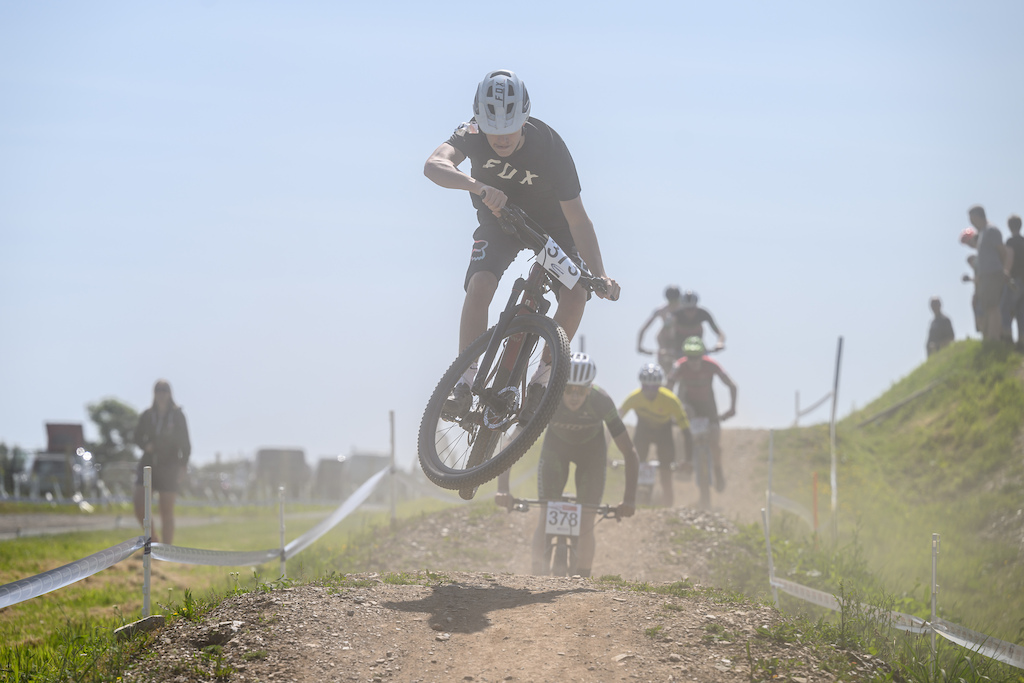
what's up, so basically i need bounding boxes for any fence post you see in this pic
[766,430,774,529]
[279,486,286,579]
[143,466,152,617]
[761,508,779,607]
[931,532,939,677]
[390,410,397,531]
[829,336,844,542]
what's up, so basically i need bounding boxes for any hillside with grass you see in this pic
[765,340,1024,644]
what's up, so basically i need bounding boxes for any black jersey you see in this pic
[447,117,581,244]
[547,385,626,445]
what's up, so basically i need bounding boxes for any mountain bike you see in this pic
[418,202,609,498]
[510,497,620,576]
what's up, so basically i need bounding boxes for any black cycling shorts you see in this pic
[537,432,607,506]
[633,420,675,466]
[464,222,581,292]
[135,457,183,494]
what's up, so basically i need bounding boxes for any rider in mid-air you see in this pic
[669,291,726,353]
[618,364,691,508]
[496,353,638,577]
[667,336,737,493]
[424,70,620,421]
[637,285,688,371]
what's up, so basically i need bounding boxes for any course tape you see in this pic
[768,493,815,530]
[284,466,390,559]
[770,577,930,634]
[152,544,280,567]
[935,619,1024,670]
[0,536,145,609]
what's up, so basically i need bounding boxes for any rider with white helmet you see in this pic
[618,363,692,508]
[497,352,639,577]
[425,70,620,420]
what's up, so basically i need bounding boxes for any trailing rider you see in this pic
[496,353,638,577]
[637,285,689,371]
[666,336,737,494]
[617,364,692,508]
[669,290,726,355]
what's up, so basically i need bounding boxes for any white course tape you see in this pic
[768,493,815,530]
[935,619,1024,670]
[0,536,145,609]
[152,544,280,567]
[284,466,390,559]
[770,577,929,634]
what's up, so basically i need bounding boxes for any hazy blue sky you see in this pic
[2,1,1022,471]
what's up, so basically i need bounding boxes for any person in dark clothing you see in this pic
[969,205,1010,342]
[1003,215,1024,349]
[927,297,955,356]
[133,379,191,545]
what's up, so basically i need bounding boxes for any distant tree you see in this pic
[86,398,140,465]
[0,443,30,493]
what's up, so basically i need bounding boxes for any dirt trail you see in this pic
[116,430,884,683]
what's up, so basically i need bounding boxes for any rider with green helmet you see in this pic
[667,336,737,495]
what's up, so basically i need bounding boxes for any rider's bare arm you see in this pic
[705,313,726,349]
[424,143,508,215]
[637,310,659,353]
[612,430,639,516]
[560,196,620,300]
[715,367,738,420]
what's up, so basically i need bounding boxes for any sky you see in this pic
[2,1,1023,472]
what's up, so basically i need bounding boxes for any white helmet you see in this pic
[638,363,665,386]
[567,353,597,386]
[473,70,531,135]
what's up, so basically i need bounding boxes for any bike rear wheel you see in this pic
[418,314,571,491]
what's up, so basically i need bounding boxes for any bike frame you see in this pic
[470,263,552,418]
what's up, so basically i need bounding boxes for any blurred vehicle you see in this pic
[250,448,310,500]
[28,451,98,499]
[312,455,347,500]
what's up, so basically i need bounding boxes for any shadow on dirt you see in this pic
[382,582,595,634]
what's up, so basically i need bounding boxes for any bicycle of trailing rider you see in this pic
[418,202,608,498]
[509,497,620,577]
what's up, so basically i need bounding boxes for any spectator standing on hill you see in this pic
[926,297,955,356]
[133,379,191,545]
[1003,214,1024,349]
[969,205,1010,342]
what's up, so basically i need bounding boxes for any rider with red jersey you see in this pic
[667,336,737,491]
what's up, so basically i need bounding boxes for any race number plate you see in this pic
[689,417,710,436]
[538,237,582,290]
[545,501,582,537]
[638,462,658,486]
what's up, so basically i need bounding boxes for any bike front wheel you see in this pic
[418,314,571,491]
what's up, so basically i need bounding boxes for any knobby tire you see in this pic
[418,314,570,491]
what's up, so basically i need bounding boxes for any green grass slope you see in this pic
[769,340,1024,644]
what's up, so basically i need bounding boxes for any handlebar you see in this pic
[508,497,621,520]
[492,200,610,298]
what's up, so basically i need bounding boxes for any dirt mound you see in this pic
[126,572,815,682]
[121,430,859,682]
